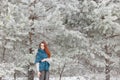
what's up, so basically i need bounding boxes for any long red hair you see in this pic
[39,41,51,58]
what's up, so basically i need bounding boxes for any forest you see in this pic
[0,0,120,80]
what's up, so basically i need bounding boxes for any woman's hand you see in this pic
[41,58,47,62]
[38,72,41,77]
[41,58,51,63]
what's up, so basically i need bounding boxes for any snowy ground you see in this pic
[1,76,86,80]
[2,75,120,80]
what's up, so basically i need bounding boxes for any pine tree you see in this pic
[66,0,120,80]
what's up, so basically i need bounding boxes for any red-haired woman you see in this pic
[35,41,51,80]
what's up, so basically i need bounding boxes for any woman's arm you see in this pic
[41,58,52,63]
[36,63,39,72]
[36,63,41,77]
[34,52,42,63]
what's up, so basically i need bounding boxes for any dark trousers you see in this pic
[39,71,49,80]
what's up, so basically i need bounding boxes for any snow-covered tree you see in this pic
[66,0,120,80]
[0,0,120,80]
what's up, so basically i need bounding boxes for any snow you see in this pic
[0,41,2,47]
[2,76,120,80]
[33,76,86,80]
[0,76,86,80]
[0,0,120,80]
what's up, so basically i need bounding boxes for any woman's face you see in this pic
[40,43,45,50]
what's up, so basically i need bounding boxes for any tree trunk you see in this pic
[3,47,6,61]
[2,40,7,61]
[105,58,110,80]
[28,0,36,54]
[28,69,34,80]
[14,70,17,80]
[59,63,66,80]
[29,32,34,54]
[0,77,2,80]
[104,45,111,80]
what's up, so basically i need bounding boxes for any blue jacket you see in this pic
[35,49,50,71]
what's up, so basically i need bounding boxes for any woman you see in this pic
[35,41,51,80]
